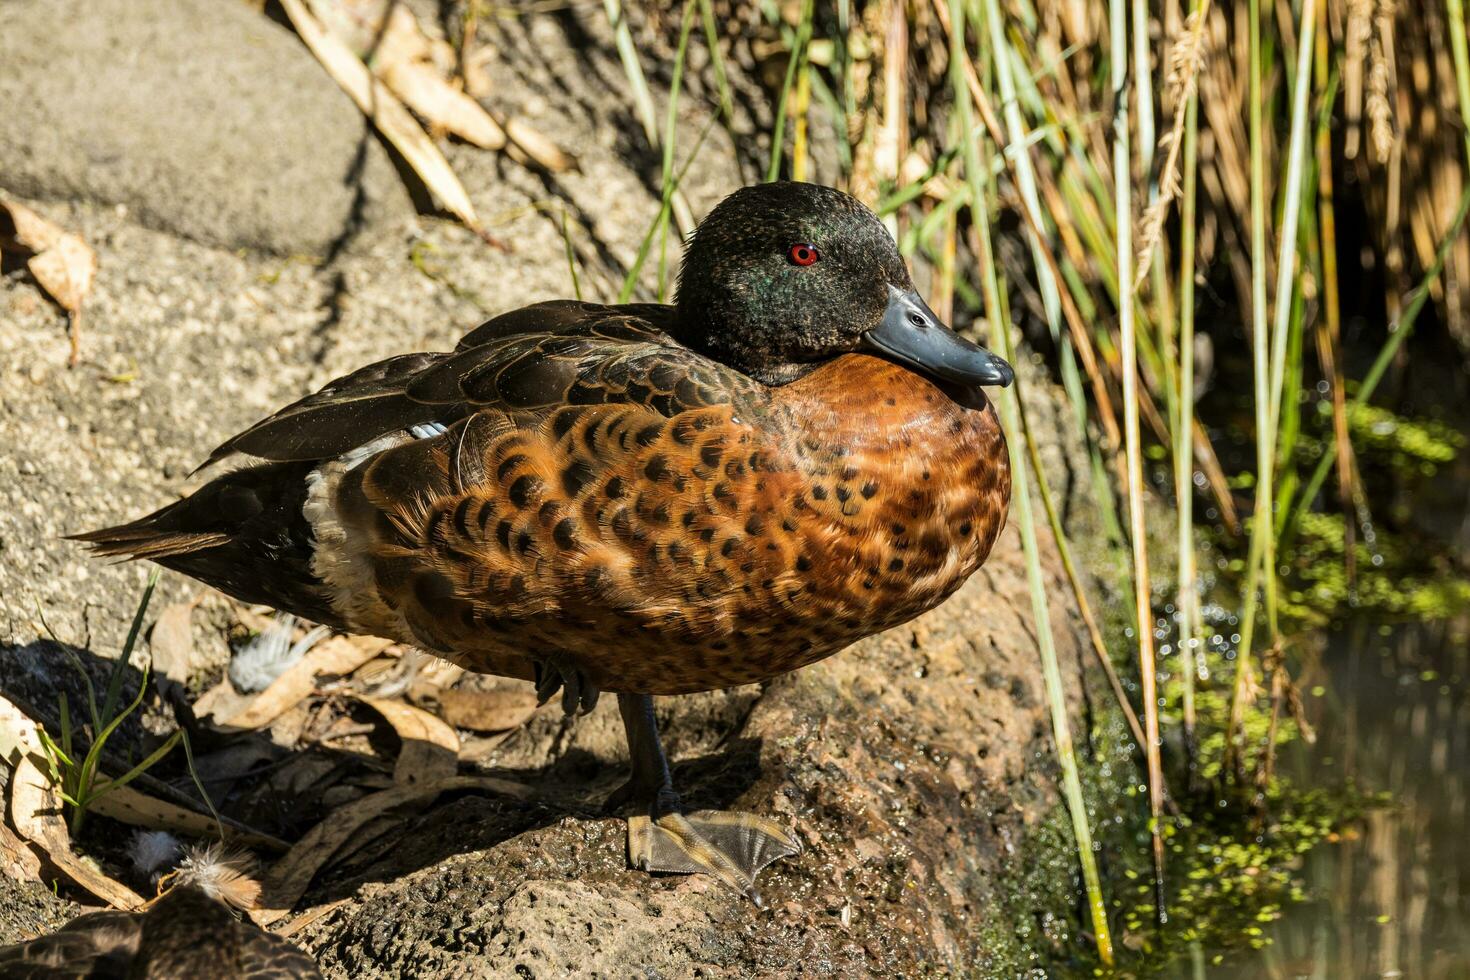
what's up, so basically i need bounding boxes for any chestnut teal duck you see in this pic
[73,182,1014,903]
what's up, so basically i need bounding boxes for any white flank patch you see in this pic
[303,433,413,635]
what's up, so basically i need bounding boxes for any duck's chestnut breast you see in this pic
[763,353,1012,658]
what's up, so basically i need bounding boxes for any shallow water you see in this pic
[1197,619,1470,979]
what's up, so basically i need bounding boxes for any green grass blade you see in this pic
[1449,0,1470,161]
[1260,0,1319,631]
[103,568,159,725]
[602,0,659,146]
[181,729,226,841]
[657,0,698,301]
[697,0,735,126]
[1109,0,1167,924]
[765,0,814,183]
[1174,0,1205,775]
[91,729,181,800]
[620,115,720,302]
[560,208,582,302]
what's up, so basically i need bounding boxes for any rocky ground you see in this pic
[0,0,1106,974]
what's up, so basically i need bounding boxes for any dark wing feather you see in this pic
[452,299,669,350]
[196,352,450,471]
[197,303,725,472]
[236,926,323,979]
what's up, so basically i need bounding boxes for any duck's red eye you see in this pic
[787,243,820,266]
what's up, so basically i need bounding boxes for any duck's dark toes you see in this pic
[627,810,801,905]
[532,655,600,717]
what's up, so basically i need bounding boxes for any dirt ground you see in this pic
[0,0,1105,974]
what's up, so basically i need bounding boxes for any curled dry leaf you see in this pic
[254,774,537,924]
[353,695,459,786]
[0,694,145,909]
[196,634,393,731]
[0,198,97,366]
[435,686,538,733]
[147,601,196,689]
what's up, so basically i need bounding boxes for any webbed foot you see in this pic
[532,654,600,716]
[615,693,799,904]
[628,810,801,906]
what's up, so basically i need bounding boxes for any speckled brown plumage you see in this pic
[337,348,1005,694]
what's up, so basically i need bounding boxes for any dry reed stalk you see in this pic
[1345,0,1372,158]
[876,0,909,235]
[1133,3,1213,292]
[1108,0,1168,922]
[1313,0,1359,587]
[1367,0,1397,164]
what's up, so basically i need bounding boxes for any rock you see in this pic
[0,0,412,255]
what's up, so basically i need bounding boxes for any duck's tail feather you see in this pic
[66,460,342,626]
[66,520,231,561]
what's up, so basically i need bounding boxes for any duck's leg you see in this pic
[614,693,800,905]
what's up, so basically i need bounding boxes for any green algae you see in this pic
[975,629,1367,977]
[1278,511,1470,629]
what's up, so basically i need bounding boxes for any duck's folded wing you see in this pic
[194,351,451,471]
[198,303,753,471]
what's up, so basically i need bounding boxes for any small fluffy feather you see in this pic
[228,614,330,693]
[172,843,262,911]
[127,829,183,879]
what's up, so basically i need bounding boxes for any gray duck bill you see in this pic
[862,286,1014,388]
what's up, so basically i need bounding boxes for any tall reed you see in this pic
[1109,0,1167,923]
[950,0,1113,962]
[1173,0,1207,777]
[1227,0,1318,780]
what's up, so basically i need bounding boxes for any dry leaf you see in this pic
[355,695,459,786]
[1,695,144,906]
[435,687,537,733]
[255,774,536,923]
[0,819,41,881]
[278,0,481,231]
[10,755,146,909]
[320,813,399,868]
[197,634,393,731]
[0,693,43,765]
[147,602,196,688]
[0,198,97,366]
[1,198,64,251]
[87,784,289,854]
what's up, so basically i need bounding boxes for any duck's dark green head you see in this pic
[674,181,1013,389]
